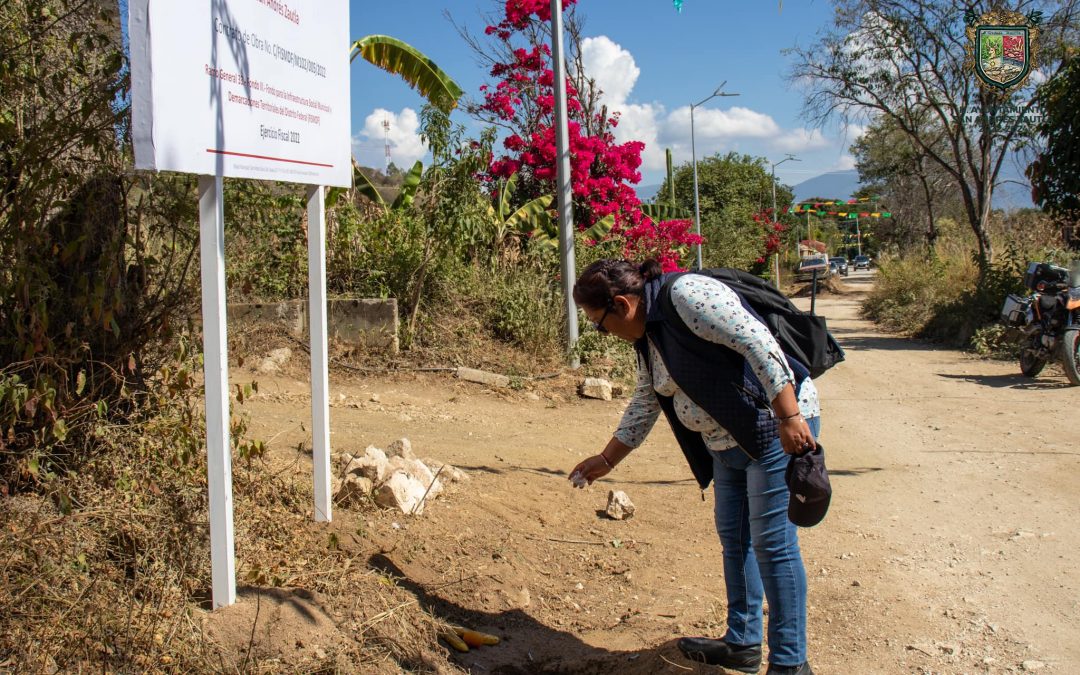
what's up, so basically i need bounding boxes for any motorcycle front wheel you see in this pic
[1062,329,1080,386]
[1020,347,1047,378]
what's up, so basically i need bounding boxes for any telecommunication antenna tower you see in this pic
[382,118,391,174]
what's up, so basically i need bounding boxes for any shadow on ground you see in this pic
[366,554,718,674]
[936,372,1074,390]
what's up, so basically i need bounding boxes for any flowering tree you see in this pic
[475,0,700,271]
[752,208,786,265]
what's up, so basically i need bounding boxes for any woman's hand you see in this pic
[778,414,815,455]
[569,454,613,487]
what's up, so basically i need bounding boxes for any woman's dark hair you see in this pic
[573,259,663,309]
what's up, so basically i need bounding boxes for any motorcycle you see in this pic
[1000,261,1080,386]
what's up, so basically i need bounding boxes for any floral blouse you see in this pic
[614,274,821,452]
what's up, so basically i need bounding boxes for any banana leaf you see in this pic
[390,160,424,210]
[504,194,553,232]
[351,35,463,114]
[641,203,691,221]
[353,164,387,208]
[498,173,519,222]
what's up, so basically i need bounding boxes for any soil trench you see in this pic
[242,271,1080,673]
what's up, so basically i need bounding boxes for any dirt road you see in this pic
[244,271,1079,673]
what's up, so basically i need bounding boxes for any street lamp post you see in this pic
[690,82,739,270]
[770,154,799,287]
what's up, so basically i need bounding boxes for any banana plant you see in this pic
[350,35,463,115]
[487,173,553,247]
[640,202,692,222]
[529,213,616,254]
[327,159,424,211]
[326,36,461,208]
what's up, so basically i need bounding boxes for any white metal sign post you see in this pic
[307,185,332,522]
[198,174,236,605]
[130,0,350,608]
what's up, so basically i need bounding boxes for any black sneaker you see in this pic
[676,637,762,672]
[766,662,814,675]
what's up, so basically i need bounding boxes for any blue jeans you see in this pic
[710,416,819,667]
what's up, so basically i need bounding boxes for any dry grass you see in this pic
[0,386,462,673]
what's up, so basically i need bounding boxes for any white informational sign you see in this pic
[128,0,348,609]
[130,0,351,187]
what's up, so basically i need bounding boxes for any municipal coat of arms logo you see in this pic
[965,9,1041,94]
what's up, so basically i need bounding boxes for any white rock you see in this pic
[386,437,415,460]
[374,471,429,514]
[580,377,613,401]
[1022,660,1046,671]
[423,458,469,483]
[390,457,442,498]
[364,445,388,463]
[350,446,389,484]
[605,490,636,520]
[335,475,373,506]
[257,347,292,374]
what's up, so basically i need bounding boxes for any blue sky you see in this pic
[349,1,861,189]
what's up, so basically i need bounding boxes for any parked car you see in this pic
[829,256,849,276]
[853,254,872,270]
[795,255,831,282]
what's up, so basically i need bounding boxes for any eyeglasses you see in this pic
[593,304,614,333]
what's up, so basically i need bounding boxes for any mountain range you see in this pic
[635,167,1036,211]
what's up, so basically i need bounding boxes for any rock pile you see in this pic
[332,438,468,515]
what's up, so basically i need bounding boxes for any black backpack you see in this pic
[667,268,845,378]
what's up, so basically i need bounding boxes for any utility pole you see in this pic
[550,0,578,366]
[690,82,739,269]
[770,154,798,287]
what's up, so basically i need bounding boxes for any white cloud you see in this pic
[1029,68,1048,86]
[612,102,667,171]
[578,36,669,171]
[665,106,781,140]
[580,36,639,107]
[834,153,857,171]
[352,107,426,170]
[572,35,860,181]
[772,127,830,153]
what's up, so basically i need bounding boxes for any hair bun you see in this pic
[639,259,663,281]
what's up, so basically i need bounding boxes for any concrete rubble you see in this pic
[579,377,613,401]
[257,347,292,375]
[456,367,511,388]
[332,438,467,515]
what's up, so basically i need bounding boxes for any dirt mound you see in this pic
[202,587,346,669]
[790,275,850,297]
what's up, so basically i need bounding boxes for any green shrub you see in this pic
[489,270,564,352]
[225,182,308,299]
[572,325,638,385]
[862,238,1062,348]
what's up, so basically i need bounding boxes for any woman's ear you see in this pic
[612,294,633,315]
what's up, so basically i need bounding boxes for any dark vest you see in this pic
[635,273,810,489]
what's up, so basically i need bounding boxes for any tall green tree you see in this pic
[1028,55,1080,248]
[789,0,1078,275]
[659,152,795,270]
[851,116,960,254]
